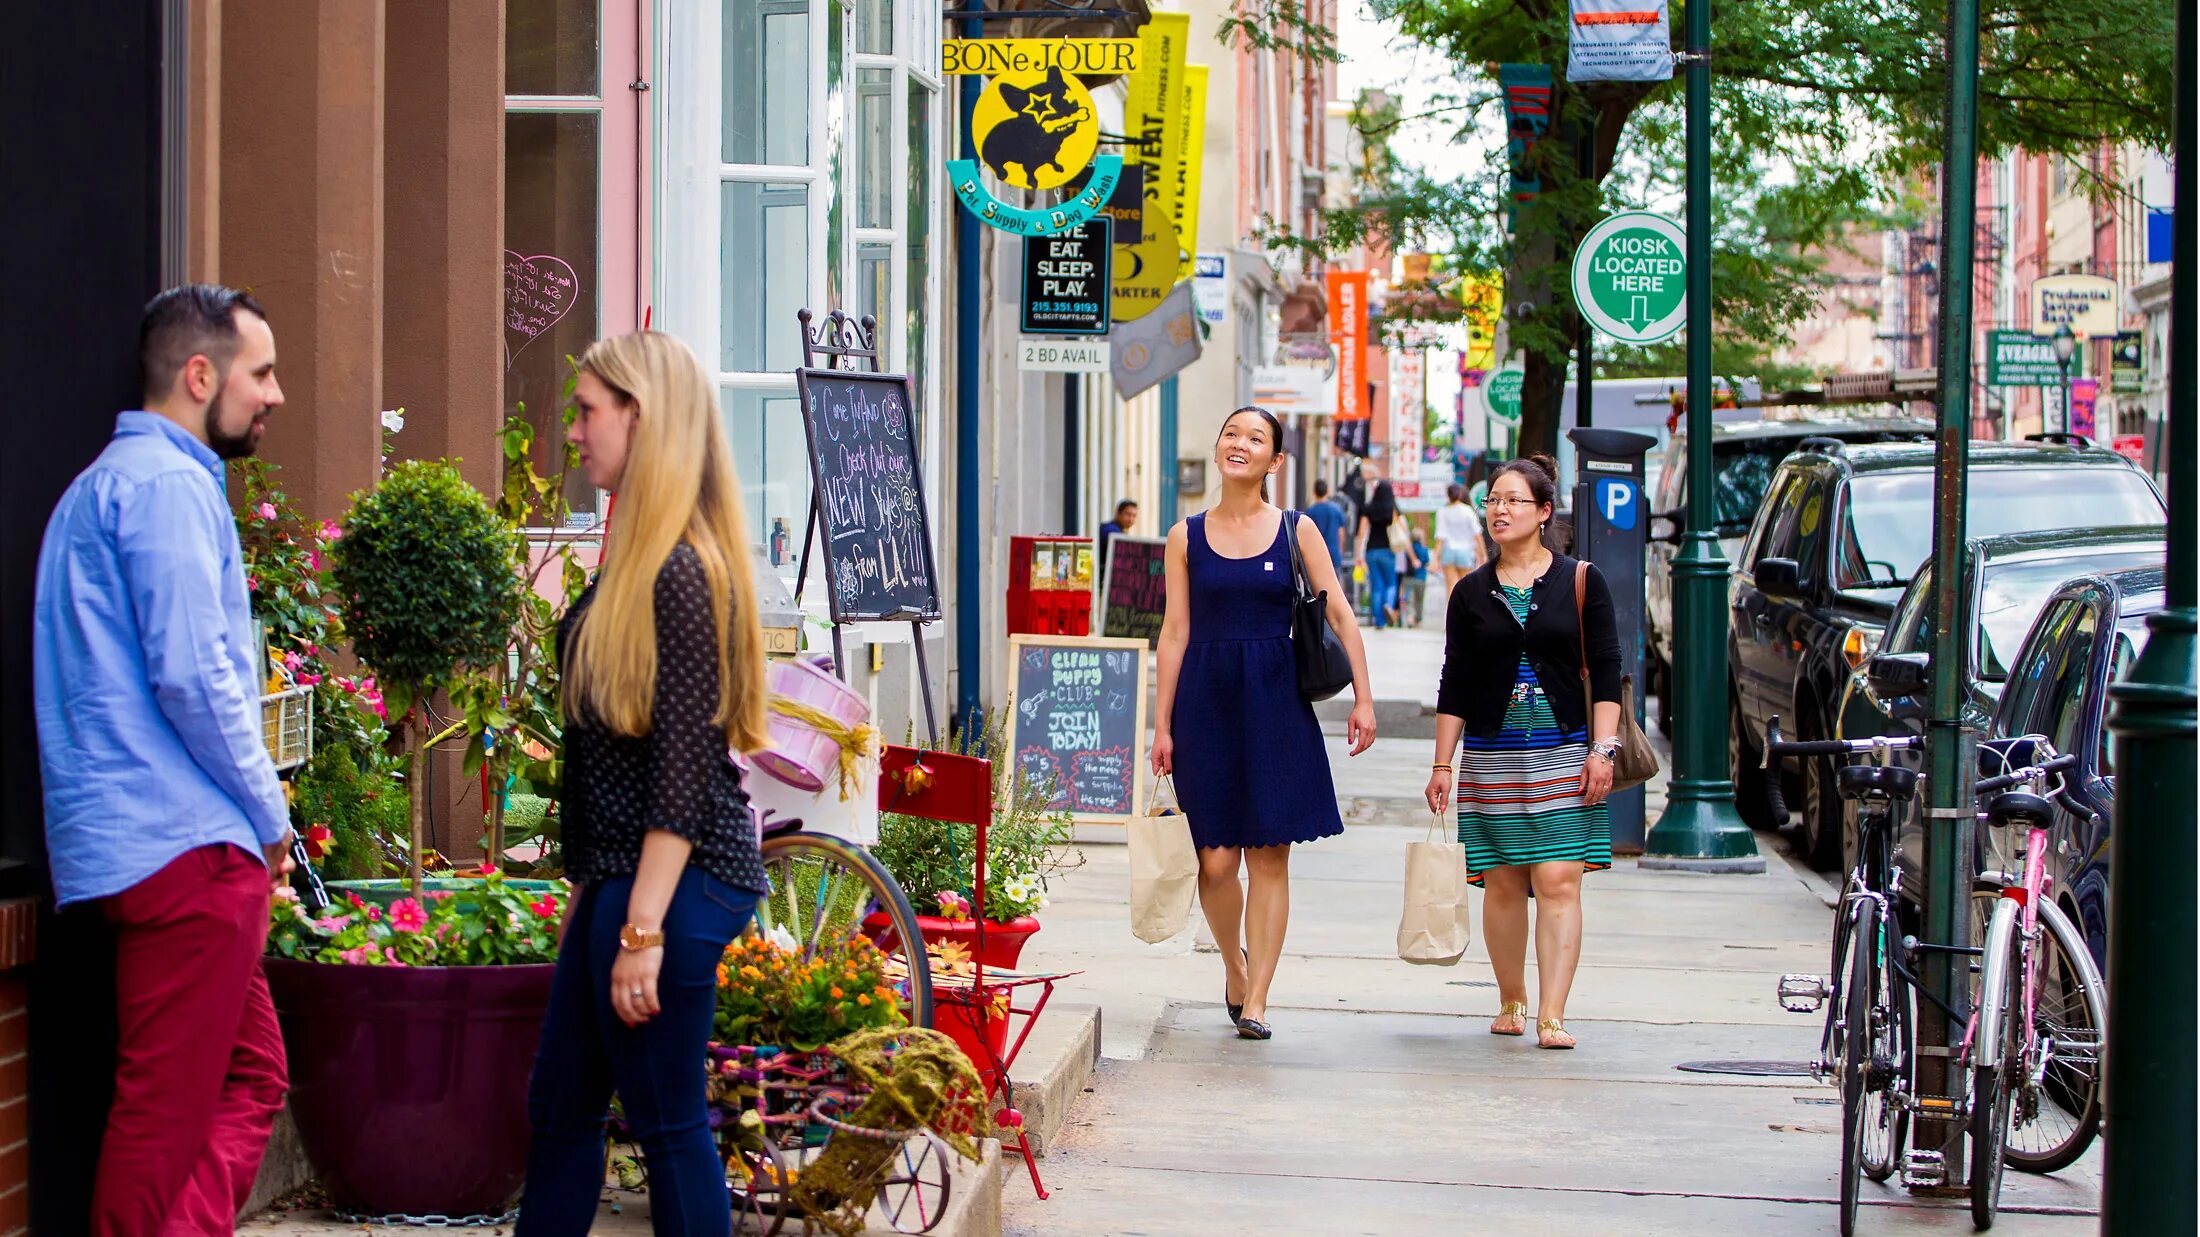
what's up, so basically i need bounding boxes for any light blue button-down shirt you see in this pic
[34,412,290,907]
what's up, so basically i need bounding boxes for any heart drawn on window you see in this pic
[504,250,579,366]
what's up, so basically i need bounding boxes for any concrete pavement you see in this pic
[1003,619,2101,1235]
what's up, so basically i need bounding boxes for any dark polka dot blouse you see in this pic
[557,542,766,895]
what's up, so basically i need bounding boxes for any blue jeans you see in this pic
[1364,547,1399,629]
[518,867,759,1236]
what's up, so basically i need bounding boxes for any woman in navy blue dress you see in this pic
[1149,407,1377,1040]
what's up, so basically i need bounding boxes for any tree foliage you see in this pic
[1292,0,2173,455]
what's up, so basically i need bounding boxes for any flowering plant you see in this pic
[265,867,567,966]
[713,932,908,1052]
[872,714,1079,924]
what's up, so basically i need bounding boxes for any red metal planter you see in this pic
[861,912,1042,969]
[263,957,555,1217]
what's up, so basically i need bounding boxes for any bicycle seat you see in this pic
[1985,790,2055,828]
[1837,763,1920,802]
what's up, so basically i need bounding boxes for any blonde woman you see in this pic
[519,332,771,1236]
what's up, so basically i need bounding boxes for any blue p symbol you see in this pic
[1595,478,1638,531]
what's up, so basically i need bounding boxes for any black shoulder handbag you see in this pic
[1282,511,1355,702]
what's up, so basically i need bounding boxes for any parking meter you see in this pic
[1567,427,1658,853]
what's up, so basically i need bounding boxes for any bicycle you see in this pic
[755,822,935,1030]
[1766,722,2106,1233]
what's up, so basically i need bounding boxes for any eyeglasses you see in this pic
[1480,497,1539,511]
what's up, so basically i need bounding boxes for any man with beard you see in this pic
[33,284,294,1236]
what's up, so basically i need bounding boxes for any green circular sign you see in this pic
[1483,366,1525,425]
[1572,211,1687,344]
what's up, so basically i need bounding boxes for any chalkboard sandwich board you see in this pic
[795,365,943,623]
[1097,534,1166,646]
[1004,634,1150,825]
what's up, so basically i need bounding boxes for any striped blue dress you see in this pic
[1454,584,1612,885]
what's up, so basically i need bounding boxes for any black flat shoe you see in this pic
[1235,1017,1272,1041]
[1225,947,1247,1025]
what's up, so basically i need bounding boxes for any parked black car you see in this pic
[1645,415,1932,732]
[1831,526,2164,882]
[1727,436,2165,867]
[1986,565,2164,969]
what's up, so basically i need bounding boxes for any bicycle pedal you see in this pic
[1776,973,1829,1013]
[1902,1149,1947,1189]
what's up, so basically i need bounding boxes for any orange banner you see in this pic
[1327,270,1370,421]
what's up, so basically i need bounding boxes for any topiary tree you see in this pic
[331,459,525,890]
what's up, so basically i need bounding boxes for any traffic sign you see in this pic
[1482,365,1525,425]
[1571,211,1687,344]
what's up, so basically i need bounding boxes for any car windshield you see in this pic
[1976,551,2163,678]
[1710,444,1787,531]
[1846,468,2165,583]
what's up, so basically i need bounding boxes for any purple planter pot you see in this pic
[263,957,556,1217]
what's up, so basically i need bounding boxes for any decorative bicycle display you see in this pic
[1765,719,2105,1234]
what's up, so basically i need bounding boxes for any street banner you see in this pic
[1984,329,2064,386]
[1458,276,1501,369]
[949,155,1122,237]
[2029,273,2120,338]
[941,38,1140,77]
[2111,332,2143,393]
[1571,210,1687,344]
[1021,218,1112,335]
[1328,269,1371,420]
[2069,378,2100,437]
[1250,365,1329,415]
[1128,13,1191,247]
[1566,0,1675,83]
[1175,65,1210,279]
[1392,350,1425,500]
[1498,64,1554,209]
[1334,418,1372,457]
[1109,280,1201,398]
[1193,253,1228,324]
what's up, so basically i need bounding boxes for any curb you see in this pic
[1002,1002,1101,1158]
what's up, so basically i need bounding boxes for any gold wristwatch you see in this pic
[618,924,665,952]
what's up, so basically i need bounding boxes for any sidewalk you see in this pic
[1000,619,2102,1235]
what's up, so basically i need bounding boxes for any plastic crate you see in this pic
[261,685,314,772]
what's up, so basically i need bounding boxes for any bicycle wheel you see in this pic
[1859,918,1912,1184]
[1969,905,2019,1231]
[757,831,934,1029]
[1969,892,2104,1174]
[1837,902,1876,1237]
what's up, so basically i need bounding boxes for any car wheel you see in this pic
[1799,716,1845,871]
[1730,690,1777,830]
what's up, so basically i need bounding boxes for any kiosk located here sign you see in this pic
[1571,211,1687,344]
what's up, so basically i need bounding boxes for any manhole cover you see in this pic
[1676,1059,1817,1077]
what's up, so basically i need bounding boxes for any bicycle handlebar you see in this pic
[1975,752,2078,794]
[1761,716,1925,767]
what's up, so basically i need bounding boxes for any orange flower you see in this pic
[857,994,872,1006]
[829,986,844,1000]
[739,965,764,981]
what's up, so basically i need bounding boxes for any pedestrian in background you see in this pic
[1305,478,1348,570]
[1433,483,1485,595]
[1423,455,1622,1051]
[1150,407,1377,1041]
[1098,497,1138,562]
[1402,521,1431,627]
[35,284,294,1236]
[520,331,773,1236]
[1354,460,1402,628]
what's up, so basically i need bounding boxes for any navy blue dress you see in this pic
[1170,512,1345,850]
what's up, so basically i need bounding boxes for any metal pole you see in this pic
[1916,0,1983,1185]
[2100,0,2198,1225]
[953,27,983,734]
[1640,0,1761,871]
[1577,127,1595,432]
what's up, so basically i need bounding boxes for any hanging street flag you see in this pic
[1498,65,1554,210]
[1566,0,1675,82]
[1114,13,1191,322]
[1457,276,1501,370]
[1391,349,1426,494]
[1174,64,1210,279]
[1327,269,1371,421]
[1109,280,1202,398]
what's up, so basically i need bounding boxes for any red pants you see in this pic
[93,844,288,1237]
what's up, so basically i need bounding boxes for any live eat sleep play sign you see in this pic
[1021,218,1112,336]
[1572,211,1687,345]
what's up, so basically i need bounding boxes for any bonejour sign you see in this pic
[1572,211,1687,344]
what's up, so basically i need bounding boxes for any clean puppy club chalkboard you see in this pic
[796,368,942,623]
[1004,634,1149,824]
[1098,535,1166,645]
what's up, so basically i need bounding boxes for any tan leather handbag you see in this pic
[1575,562,1659,792]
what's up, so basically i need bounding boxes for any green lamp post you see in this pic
[1641,0,1762,873]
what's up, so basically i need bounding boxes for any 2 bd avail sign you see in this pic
[1022,218,1113,336]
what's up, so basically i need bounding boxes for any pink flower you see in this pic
[345,892,367,911]
[339,946,375,965]
[312,916,346,933]
[389,898,427,934]
[282,651,303,672]
[935,890,972,921]
[306,550,325,573]
[296,673,322,687]
[247,575,260,592]
[319,521,342,543]
[364,904,382,923]
[255,502,277,521]
[383,947,407,967]
[530,895,559,920]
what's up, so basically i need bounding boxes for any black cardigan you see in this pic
[1434,553,1623,736]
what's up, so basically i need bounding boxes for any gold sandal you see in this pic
[1490,1000,1528,1036]
[1537,1018,1576,1050]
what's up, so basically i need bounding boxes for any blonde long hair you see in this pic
[562,331,770,752]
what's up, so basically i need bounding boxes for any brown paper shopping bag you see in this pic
[1396,812,1472,965]
[1129,776,1198,943]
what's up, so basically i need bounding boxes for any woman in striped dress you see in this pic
[1423,455,1622,1050]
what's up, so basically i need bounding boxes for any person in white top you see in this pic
[1433,484,1486,595]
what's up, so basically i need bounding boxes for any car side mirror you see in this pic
[1867,651,1930,698]
[1755,556,1807,601]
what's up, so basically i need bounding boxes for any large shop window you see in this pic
[715,0,943,577]
[504,0,645,523]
